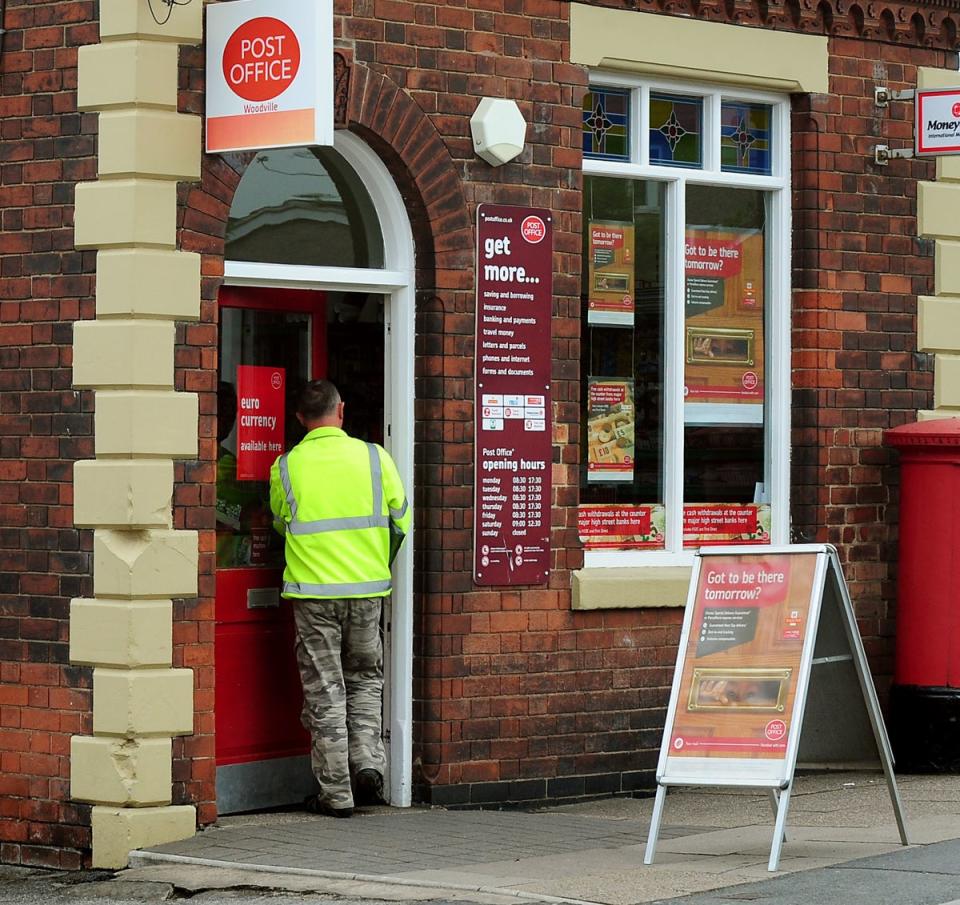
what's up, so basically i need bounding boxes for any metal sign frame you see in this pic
[643,544,908,871]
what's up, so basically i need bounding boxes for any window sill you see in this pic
[571,566,691,610]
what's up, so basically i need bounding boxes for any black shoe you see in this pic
[353,769,385,806]
[303,794,353,818]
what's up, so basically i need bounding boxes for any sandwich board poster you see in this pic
[644,544,908,872]
[666,551,815,766]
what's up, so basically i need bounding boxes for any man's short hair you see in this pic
[297,379,341,420]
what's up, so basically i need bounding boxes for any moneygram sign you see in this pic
[917,87,960,155]
[206,0,333,153]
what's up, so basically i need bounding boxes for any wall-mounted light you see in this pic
[470,98,527,167]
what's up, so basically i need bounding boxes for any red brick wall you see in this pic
[790,38,950,688]
[0,0,97,868]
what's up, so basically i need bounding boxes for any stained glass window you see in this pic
[583,88,630,161]
[721,102,772,175]
[649,94,702,168]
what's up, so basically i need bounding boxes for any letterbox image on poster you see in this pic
[587,220,635,327]
[684,227,764,405]
[586,377,635,483]
[668,553,818,760]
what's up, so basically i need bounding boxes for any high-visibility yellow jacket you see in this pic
[269,427,410,600]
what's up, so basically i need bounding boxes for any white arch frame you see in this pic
[223,130,416,807]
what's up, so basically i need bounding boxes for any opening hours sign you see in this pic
[473,204,553,586]
[206,0,333,153]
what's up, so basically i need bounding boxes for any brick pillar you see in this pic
[69,0,203,869]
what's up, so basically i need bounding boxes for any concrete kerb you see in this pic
[128,850,605,905]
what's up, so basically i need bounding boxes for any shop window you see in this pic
[579,79,789,564]
[226,147,384,268]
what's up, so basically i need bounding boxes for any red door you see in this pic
[214,286,326,814]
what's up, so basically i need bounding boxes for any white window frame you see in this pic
[582,74,791,568]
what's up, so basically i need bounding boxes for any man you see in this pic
[269,379,410,818]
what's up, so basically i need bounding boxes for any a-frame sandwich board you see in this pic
[643,544,908,871]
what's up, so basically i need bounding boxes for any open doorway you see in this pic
[212,133,414,815]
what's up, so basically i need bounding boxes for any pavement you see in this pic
[117,770,960,904]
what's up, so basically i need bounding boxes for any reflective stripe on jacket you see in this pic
[269,426,410,599]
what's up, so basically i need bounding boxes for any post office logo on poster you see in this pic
[520,216,547,244]
[222,17,301,102]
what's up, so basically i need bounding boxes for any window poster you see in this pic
[667,552,817,761]
[578,503,665,550]
[587,220,635,327]
[587,377,635,483]
[684,227,764,404]
[235,365,286,481]
[684,502,771,547]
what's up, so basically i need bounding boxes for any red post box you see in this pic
[884,418,960,772]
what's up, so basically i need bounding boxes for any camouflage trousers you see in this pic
[292,597,386,809]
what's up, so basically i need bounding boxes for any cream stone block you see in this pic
[75,179,177,250]
[918,181,960,241]
[94,529,198,599]
[71,736,172,806]
[100,0,203,43]
[936,242,960,297]
[93,667,194,737]
[572,567,691,610]
[91,805,195,869]
[99,110,201,181]
[918,409,960,420]
[97,250,201,321]
[570,5,828,93]
[918,67,960,91]
[95,391,198,458]
[919,296,960,353]
[934,354,960,409]
[77,41,179,111]
[74,320,174,389]
[74,459,173,529]
[70,598,173,668]
[936,156,960,183]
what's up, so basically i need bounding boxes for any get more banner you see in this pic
[665,553,818,771]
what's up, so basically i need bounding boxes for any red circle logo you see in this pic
[953,102,960,118]
[742,371,759,390]
[271,371,283,390]
[520,216,546,244]
[765,719,787,741]
[222,17,300,102]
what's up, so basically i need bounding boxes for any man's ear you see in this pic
[296,412,306,427]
